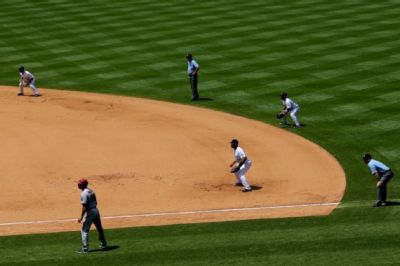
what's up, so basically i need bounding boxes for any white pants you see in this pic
[81,208,107,249]
[290,107,300,127]
[281,107,300,127]
[19,78,39,95]
[234,160,252,190]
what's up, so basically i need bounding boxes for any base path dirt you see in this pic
[0,86,346,236]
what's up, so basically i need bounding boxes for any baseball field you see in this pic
[1,0,400,265]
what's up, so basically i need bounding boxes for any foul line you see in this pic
[0,202,339,227]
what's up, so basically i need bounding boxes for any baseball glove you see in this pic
[230,163,240,173]
[276,112,285,119]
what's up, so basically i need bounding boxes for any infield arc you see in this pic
[0,86,346,235]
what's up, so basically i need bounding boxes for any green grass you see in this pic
[1,0,400,264]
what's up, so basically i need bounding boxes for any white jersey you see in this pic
[187,59,199,75]
[20,71,34,83]
[282,98,299,111]
[81,188,97,210]
[234,147,250,163]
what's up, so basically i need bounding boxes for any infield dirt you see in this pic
[0,86,345,235]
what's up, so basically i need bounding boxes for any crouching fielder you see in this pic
[18,66,40,96]
[277,92,300,128]
[229,139,252,192]
[77,178,107,253]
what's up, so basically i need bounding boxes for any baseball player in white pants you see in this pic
[18,66,40,96]
[77,178,107,253]
[279,92,300,128]
[230,139,252,192]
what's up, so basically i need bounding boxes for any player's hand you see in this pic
[78,218,82,223]
[376,181,382,188]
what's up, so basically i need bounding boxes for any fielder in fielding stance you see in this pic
[277,92,300,128]
[363,154,394,207]
[77,178,107,253]
[18,66,40,97]
[229,139,252,192]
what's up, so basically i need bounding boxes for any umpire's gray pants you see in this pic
[81,208,107,248]
[377,170,394,203]
[189,74,199,99]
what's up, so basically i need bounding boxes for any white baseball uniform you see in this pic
[80,188,107,250]
[234,147,252,190]
[282,97,300,127]
[19,70,39,96]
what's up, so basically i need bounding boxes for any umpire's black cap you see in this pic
[363,153,372,161]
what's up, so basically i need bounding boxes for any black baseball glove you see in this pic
[276,112,285,119]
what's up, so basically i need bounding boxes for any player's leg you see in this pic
[379,171,393,204]
[280,116,289,126]
[29,78,40,96]
[239,174,251,191]
[237,162,252,191]
[81,212,95,251]
[189,75,199,100]
[93,211,107,248]
[188,76,193,99]
[18,81,24,96]
[377,184,385,206]
[234,172,242,186]
[192,74,199,99]
[290,108,300,127]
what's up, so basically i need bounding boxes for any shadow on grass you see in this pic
[195,97,213,101]
[385,201,400,207]
[89,245,120,253]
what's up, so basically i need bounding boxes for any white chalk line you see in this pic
[0,202,339,227]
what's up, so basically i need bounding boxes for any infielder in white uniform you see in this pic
[229,139,252,192]
[278,92,300,128]
[77,178,107,253]
[18,66,40,96]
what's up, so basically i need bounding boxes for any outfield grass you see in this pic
[1,0,400,265]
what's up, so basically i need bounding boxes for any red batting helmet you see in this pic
[77,178,88,189]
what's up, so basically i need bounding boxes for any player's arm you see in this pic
[230,160,237,167]
[192,61,200,75]
[237,156,247,168]
[78,204,87,223]
[369,165,380,181]
[373,172,380,180]
[373,172,382,187]
[193,65,200,75]
[283,101,292,114]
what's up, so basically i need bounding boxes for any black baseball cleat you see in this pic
[33,94,41,97]
[372,201,386,207]
[17,93,24,96]
[241,188,252,192]
[99,243,107,249]
[76,247,89,254]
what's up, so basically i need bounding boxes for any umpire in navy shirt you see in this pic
[363,154,394,207]
[187,53,200,101]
